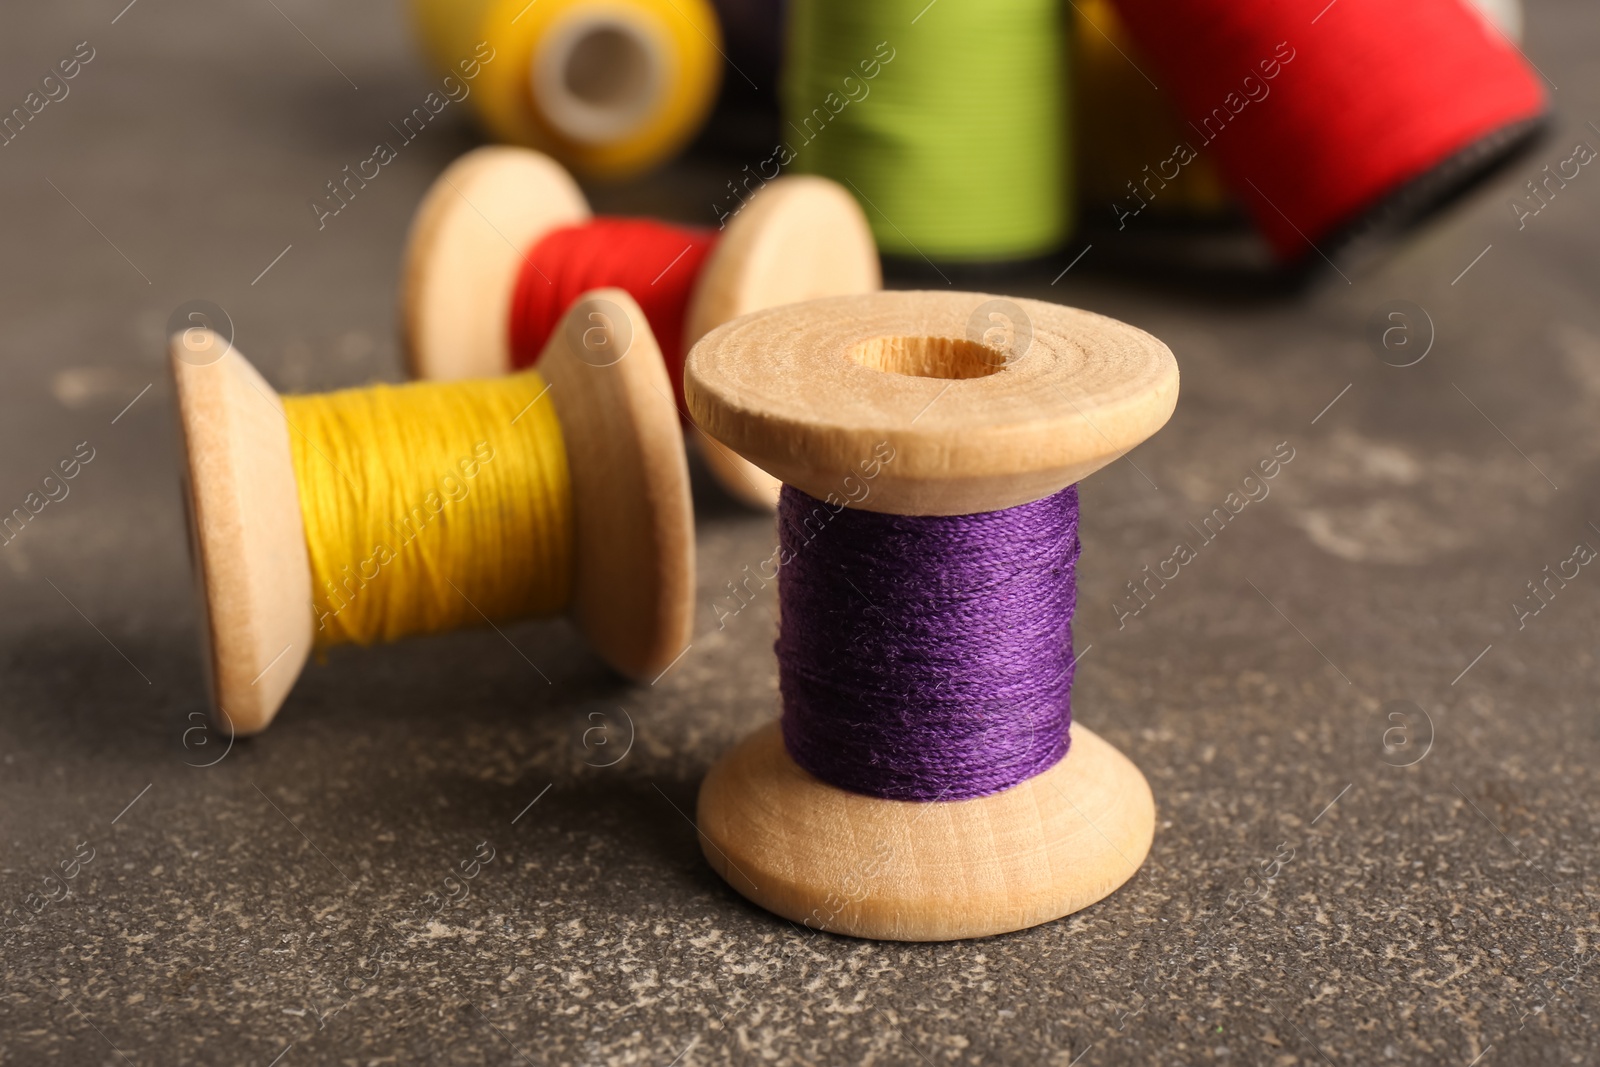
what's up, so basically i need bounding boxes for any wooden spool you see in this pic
[685,290,1179,940]
[399,145,882,509]
[171,290,693,736]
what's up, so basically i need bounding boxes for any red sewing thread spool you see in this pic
[507,219,716,392]
[1107,0,1548,262]
[402,146,881,508]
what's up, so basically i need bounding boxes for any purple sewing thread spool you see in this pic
[687,290,1179,941]
[777,484,1081,802]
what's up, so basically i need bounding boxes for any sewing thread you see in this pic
[776,484,1081,802]
[783,0,1071,262]
[509,218,717,405]
[284,371,573,648]
[1106,0,1547,259]
[411,0,722,178]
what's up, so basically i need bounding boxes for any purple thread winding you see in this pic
[776,484,1081,802]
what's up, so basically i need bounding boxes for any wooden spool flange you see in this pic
[171,289,693,736]
[399,145,882,509]
[685,290,1180,940]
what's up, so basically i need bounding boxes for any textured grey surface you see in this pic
[3,1,1599,1064]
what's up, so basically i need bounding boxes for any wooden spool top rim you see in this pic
[401,145,880,382]
[684,290,1180,516]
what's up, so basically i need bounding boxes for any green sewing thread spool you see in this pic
[783,0,1071,265]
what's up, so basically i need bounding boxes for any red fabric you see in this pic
[1108,0,1547,259]
[508,218,719,405]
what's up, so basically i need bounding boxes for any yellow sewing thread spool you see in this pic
[171,291,693,736]
[400,145,881,509]
[410,0,722,179]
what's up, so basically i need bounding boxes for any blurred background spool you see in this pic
[783,0,1071,265]
[1070,0,1525,228]
[1105,0,1548,262]
[410,0,723,179]
[401,146,880,510]
[1071,0,1232,223]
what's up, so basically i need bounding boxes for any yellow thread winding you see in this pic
[411,0,722,179]
[283,371,573,649]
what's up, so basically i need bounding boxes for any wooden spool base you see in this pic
[697,721,1156,941]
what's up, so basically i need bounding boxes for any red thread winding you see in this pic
[508,218,719,406]
[1109,0,1547,259]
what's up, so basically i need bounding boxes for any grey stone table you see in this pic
[2,1,1597,1063]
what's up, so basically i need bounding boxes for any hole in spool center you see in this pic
[563,24,653,111]
[847,336,1005,380]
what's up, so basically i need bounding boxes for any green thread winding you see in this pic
[783,0,1072,262]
